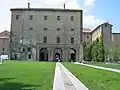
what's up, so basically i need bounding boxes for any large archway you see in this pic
[69,48,76,62]
[53,48,63,61]
[39,48,48,61]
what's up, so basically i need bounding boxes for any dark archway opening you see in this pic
[53,48,62,62]
[71,53,76,62]
[39,48,48,61]
[69,48,76,62]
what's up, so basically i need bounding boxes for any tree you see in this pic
[113,44,119,62]
[92,40,98,62]
[105,48,110,62]
[97,36,105,62]
[83,42,92,61]
[91,36,105,62]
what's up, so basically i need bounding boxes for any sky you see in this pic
[0,0,119,33]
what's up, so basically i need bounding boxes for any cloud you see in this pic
[83,15,105,30]
[84,0,96,7]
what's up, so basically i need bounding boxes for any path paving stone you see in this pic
[73,62,120,73]
[53,63,89,90]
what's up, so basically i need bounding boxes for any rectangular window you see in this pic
[57,16,60,21]
[28,47,31,52]
[43,36,47,43]
[16,15,20,20]
[29,15,33,20]
[57,28,60,31]
[57,37,60,43]
[2,48,4,51]
[29,28,33,31]
[23,48,25,52]
[71,28,74,31]
[71,16,74,21]
[71,37,74,44]
[44,16,47,20]
[44,28,47,31]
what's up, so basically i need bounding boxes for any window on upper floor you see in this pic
[71,16,74,21]
[43,36,47,43]
[71,28,74,31]
[2,48,4,51]
[44,28,47,31]
[29,15,33,20]
[57,28,60,31]
[57,16,60,21]
[71,37,74,44]
[29,28,33,31]
[28,47,31,52]
[44,16,47,20]
[16,15,20,20]
[23,48,25,52]
[56,37,60,44]
[105,24,107,27]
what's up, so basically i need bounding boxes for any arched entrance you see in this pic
[69,48,76,62]
[39,48,48,61]
[53,48,62,61]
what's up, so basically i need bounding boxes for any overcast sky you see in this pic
[0,0,119,32]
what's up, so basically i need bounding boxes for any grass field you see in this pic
[0,60,55,90]
[92,63,120,70]
[63,63,120,90]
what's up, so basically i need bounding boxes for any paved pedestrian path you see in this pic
[73,62,120,73]
[53,62,89,90]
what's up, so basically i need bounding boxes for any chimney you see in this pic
[28,2,30,8]
[64,3,65,9]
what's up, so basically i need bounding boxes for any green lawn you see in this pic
[63,63,120,90]
[92,63,120,70]
[0,60,55,90]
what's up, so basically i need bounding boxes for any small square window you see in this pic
[29,15,33,20]
[57,28,60,31]
[57,16,60,21]
[71,16,74,21]
[5,33,7,35]
[44,28,47,31]
[71,28,74,31]
[2,48,4,51]
[44,16,47,20]
[105,24,107,27]
[16,15,20,20]
[29,28,33,31]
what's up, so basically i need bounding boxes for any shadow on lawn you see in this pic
[0,78,41,90]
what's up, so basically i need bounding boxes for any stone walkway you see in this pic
[73,62,120,73]
[53,62,89,90]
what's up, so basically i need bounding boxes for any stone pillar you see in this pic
[76,47,79,62]
[32,47,36,60]
[79,44,83,62]
[63,48,68,62]
[48,48,53,61]
[36,46,39,61]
